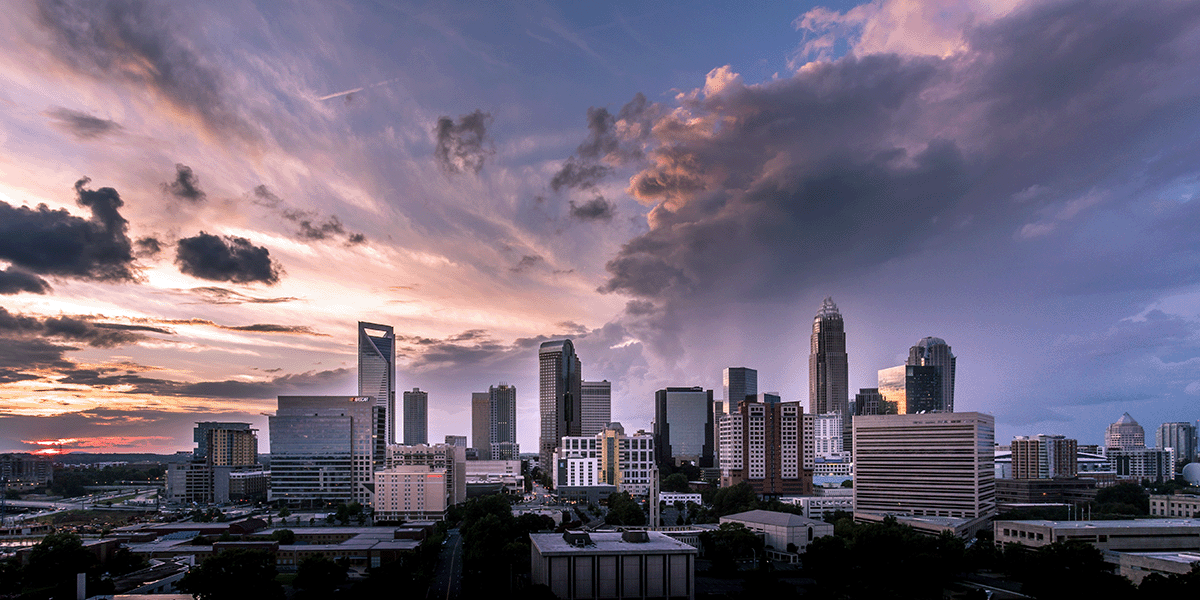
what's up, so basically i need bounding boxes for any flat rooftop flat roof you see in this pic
[531,532,697,555]
[998,519,1200,529]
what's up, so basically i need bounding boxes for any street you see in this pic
[428,528,463,600]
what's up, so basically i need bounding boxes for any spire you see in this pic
[817,296,841,319]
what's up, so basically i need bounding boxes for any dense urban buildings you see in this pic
[1105,412,1146,449]
[269,396,379,507]
[853,388,895,416]
[717,397,814,496]
[1106,447,1173,482]
[1156,421,1197,469]
[907,337,956,412]
[653,386,714,468]
[853,412,996,521]
[812,413,843,458]
[581,380,612,437]
[168,421,268,505]
[539,339,583,468]
[0,454,53,487]
[402,388,428,445]
[1011,434,1078,479]
[554,423,656,496]
[373,465,448,521]
[721,367,757,414]
[809,298,849,451]
[357,322,395,445]
[385,442,467,506]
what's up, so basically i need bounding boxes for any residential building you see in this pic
[539,339,582,468]
[529,531,697,600]
[853,412,995,520]
[907,337,956,412]
[581,380,612,437]
[1158,422,1198,469]
[717,398,814,497]
[1011,434,1078,479]
[813,413,843,458]
[996,519,1200,552]
[471,391,490,458]
[167,422,265,504]
[554,423,656,496]
[810,297,849,451]
[720,510,833,562]
[1149,494,1200,518]
[269,396,379,507]
[1105,412,1146,450]
[718,367,757,469]
[386,443,467,506]
[358,322,395,445]
[1107,447,1173,482]
[654,386,715,468]
[403,388,428,445]
[373,465,447,521]
[0,454,53,486]
[193,422,255,463]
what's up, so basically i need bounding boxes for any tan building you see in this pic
[996,519,1200,552]
[717,398,814,496]
[1011,434,1077,479]
[1119,551,1200,585]
[853,412,995,520]
[719,510,833,562]
[1150,494,1200,518]
[386,443,466,506]
[374,465,448,521]
[530,531,697,600]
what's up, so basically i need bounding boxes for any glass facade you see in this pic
[877,366,907,415]
[269,396,376,507]
[403,388,428,445]
[539,339,582,468]
[905,365,941,413]
[358,322,395,444]
[653,387,714,468]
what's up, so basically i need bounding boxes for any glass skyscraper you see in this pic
[581,380,612,437]
[269,395,376,507]
[810,298,849,451]
[908,337,956,412]
[358,322,395,444]
[403,388,428,445]
[653,386,715,468]
[539,339,582,469]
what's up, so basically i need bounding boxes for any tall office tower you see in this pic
[580,380,612,437]
[386,443,467,506]
[813,413,843,458]
[489,384,519,459]
[854,388,896,416]
[1105,413,1146,449]
[877,364,941,414]
[717,397,814,496]
[810,298,849,452]
[203,425,258,466]
[358,322,396,445]
[1011,434,1078,479]
[269,396,377,507]
[539,339,582,468]
[908,337,956,412]
[653,387,715,468]
[445,435,467,448]
[1157,422,1197,469]
[554,423,656,496]
[722,367,758,409]
[853,412,996,520]
[193,422,253,462]
[471,392,490,457]
[403,388,428,445]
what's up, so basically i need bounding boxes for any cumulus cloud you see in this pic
[175,232,281,284]
[0,178,136,282]
[44,106,122,140]
[0,267,51,295]
[569,196,616,221]
[550,93,658,192]
[161,163,206,202]
[253,185,366,245]
[434,109,493,174]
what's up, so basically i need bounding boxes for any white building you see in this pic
[779,495,854,520]
[554,423,655,495]
[386,443,467,506]
[464,459,524,493]
[659,492,702,506]
[1150,494,1200,518]
[530,531,697,600]
[373,465,447,521]
[1105,447,1173,482]
[719,510,834,562]
[813,413,843,458]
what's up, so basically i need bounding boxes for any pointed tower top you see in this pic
[817,296,841,319]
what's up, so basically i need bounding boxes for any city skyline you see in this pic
[2,0,1200,454]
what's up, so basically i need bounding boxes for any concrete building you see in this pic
[1119,551,1200,585]
[779,493,854,521]
[810,297,849,451]
[581,380,612,437]
[402,388,428,445]
[386,443,467,506]
[1011,434,1078,479]
[373,465,447,521]
[555,423,656,496]
[540,339,583,468]
[488,384,519,459]
[530,531,697,600]
[653,387,714,468]
[1157,421,1198,469]
[193,422,256,464]
[658,492,702,506]
[720,510,834,562]
[168,422,267,505]
[717,398,814,496]
[269,396,379,507]
[1105,412,1145,450]
[853,412,995,520]
[1150,494,1200,518]
[996,519,1200,552]
[464,460,524,494]
[471,391,490,458]
[358,322,395,446]
[445,435,467,448]
[1106,447,1173,482]
[994,478,1097,505]
[813,413,843,458]
[0,453,53,486]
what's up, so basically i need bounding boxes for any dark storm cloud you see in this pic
[186,286,298,305]
[34,0,257,143]
[550,93,657,192]
[0,178,136,282]
[175,232,281,284]
[550,160,609,192]
[54,366,351,399]
[161,164,205,202]
[569,196,615,221]
[0,307,167,349]
[129,316,323,336]
[44,106,122,140]
[134,237,162,258]
[509,254,544,273]
[434,109,493,174]
[251,185,283,208]
[0,267,51,295]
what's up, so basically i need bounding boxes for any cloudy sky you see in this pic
[2,0,1199,455]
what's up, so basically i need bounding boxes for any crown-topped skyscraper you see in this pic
[810,297,849,451]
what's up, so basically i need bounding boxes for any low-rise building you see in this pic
[374,465,448,521]
[779,495,854,520]
[1150,494,1200,518]
[530,531,697,599]
[554,423,656,496]
[719,510,833,562]
[995,519,1200,552]
[1118,551,1200,585]
[658,492,702,506]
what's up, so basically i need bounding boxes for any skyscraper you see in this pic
[358,322,396,444]
[877,364,943,414]
[1156,422,1197,469]
[854,388,896,416]
[653,386,715,468]
[403,388,428,445]
[1105,413,1145,449]
[907,337,956,412]
[471,392,490,457]
[717,396,813,496]
[581,380,612,437]
[489,383,519,459]
[269,395,377,507]
[539,339,582,468]
[1011,434,1078,479]
[722,367,757,411]
[810,298,849,451]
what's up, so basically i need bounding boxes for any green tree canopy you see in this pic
[177,549,284,600]
[294,554,347,598]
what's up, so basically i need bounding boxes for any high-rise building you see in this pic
[581,380,612,437]
[269,396,378,507]
[554,423,656,496]
[813,413,843,458]
[877,364,942,414]
[853,388,895,416]
[358,322,395,446]
[168,422,265,504]
[810,298,849,451]
[1157,422,1197,469]
[386,443,467,506]
[908,337,956,412]
[403,388,428,445]
[193,422,255,463]
[723,367,758,410]
[1106,447,1173,482]
[539,339,582,468]
[489,384,519,459]
[471,392,490,457]
[1011,434,1078,479]
[1105,413,1146,450]
[653,386,715,468]
[853,412,996,520]
[374,465,448,521]
[717,397,814,496]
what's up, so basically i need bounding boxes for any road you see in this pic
[429,528,463,600]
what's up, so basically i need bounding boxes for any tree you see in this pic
[24,532,99,597]
[1094,482,1149,515]
[1018,541,1136,600]
[177,549,284,600]
[294,554,347,598]
[604,492,646,526]
[269,529,295,545]
[662,472,690,493]
[699,523,762,575]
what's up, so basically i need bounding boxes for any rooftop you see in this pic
[997,519,1200,530]
[721,510,827,528]
[530,531,697,555]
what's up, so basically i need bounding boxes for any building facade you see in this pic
[1011,434,1078,479]
[373,465,448,521]
[1105,412,1146,450]
[1157,422,1197,469]
[529,531,697,600]
[269,396,379,507]
[653,387,714,468]
[720,510,833,561]
[1149,494,1200,518]
[717,398,814,496]
[581,380,612,437]
[168,422,265,504]
[402,388,428,445]
[853,388,895,416]
[489,384,519,459]
[810,298,849,451]
[386,443,467,506]
[853,412,996,519]
[555,423,656,495]
[1106,447,1173,483]
[907,337,956,412]
[539,339,583,468]
[471,391,490,458]
[813,413,843,458]
[358,322,395,445]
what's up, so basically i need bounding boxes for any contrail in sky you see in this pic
[318,77,402,101]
